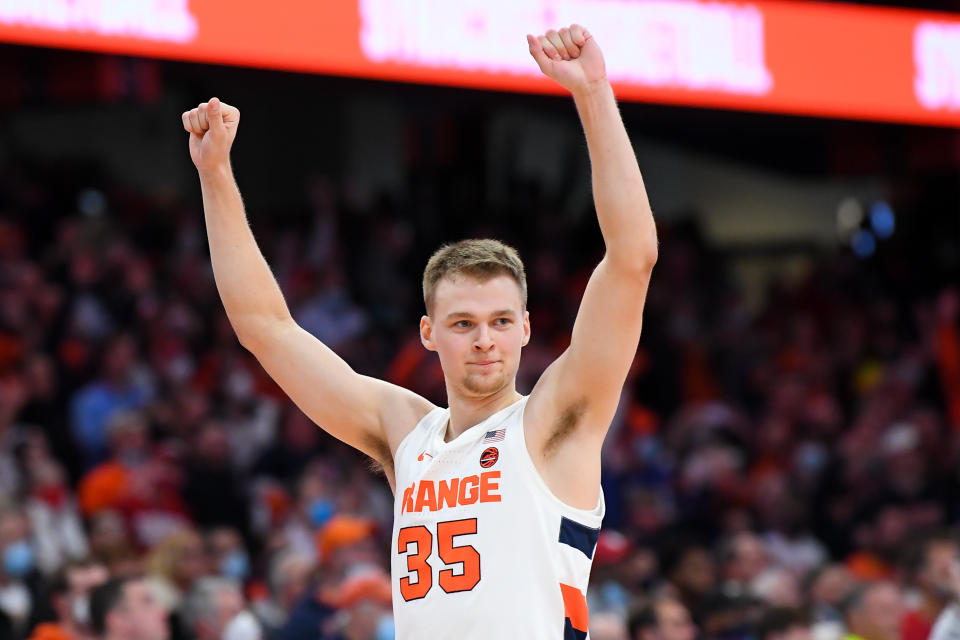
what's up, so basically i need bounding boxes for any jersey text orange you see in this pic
[400,471,501,514]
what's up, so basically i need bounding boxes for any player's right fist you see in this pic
[182,97,240,174]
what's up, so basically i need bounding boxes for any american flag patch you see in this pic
[483,429,505,443]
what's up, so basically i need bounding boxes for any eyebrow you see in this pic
[445,309,518,321]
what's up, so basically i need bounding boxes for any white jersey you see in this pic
[390,396,604,639]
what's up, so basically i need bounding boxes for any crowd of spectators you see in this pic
[0,150,957,640]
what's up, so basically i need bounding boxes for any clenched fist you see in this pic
[527,25,607,96]
[182,97,240,174]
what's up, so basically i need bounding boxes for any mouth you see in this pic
[468,360,500,367]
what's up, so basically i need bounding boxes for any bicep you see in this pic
[242,320,432,463]
[530,257,653,437]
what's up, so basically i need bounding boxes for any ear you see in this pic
[420,315,437,352]
[521,310,531,347]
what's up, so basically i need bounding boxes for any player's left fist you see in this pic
[527,24,607,96]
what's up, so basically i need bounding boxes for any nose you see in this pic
[473,324,494,352]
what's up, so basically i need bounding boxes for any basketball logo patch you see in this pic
[479,447,499,468]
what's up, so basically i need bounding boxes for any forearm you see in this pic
[199,165,292,342]
[573,81,657,267]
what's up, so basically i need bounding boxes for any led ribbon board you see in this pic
[1,0,959,126]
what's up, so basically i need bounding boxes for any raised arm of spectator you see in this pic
[524,26,658,502]
[182,99,433,481]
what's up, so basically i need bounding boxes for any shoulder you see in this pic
[363,377,437,454]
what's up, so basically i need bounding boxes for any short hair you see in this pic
[181,576,240,631]
[839,583,871,617]
[755,607,810,640]
[268,550,315,595]
[901,530,958,579]
[89,576,138,635]
[422,239,527,315]
[628,600,660,635]
[48,559,104,598]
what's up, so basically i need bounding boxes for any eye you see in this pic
[455,320,472,328]
[494,317,512,326]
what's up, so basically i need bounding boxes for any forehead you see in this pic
[123,580,151,602]
[656,599,688,620]
[864,584,900,605]
[432,274,523,316]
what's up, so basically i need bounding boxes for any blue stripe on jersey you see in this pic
[558,516,600,559]
[564,618,588,640]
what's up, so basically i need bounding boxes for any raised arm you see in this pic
[523,27,658,504]
[182,99,433,479]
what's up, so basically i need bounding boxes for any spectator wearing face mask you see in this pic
[0,506,44,637]
[29,560,108,640]
[206,528,251,586]
[88,576,168,640]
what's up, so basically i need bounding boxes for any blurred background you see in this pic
[0,1,959,639]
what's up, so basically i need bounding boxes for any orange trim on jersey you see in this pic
[560,583,589,632]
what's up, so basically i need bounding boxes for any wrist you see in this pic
[571,77,612,102]
[197,162,233,183]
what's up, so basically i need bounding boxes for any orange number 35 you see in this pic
[398,518,481,601]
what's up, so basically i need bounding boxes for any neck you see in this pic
[444,384,521,442]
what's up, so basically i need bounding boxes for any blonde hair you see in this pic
[422,239,527,315]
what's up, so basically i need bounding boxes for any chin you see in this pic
[462,371,510,396]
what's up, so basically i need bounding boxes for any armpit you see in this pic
[362,432,394,477]
[542,397,589,459]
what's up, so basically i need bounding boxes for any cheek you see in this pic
[434,332,467,357]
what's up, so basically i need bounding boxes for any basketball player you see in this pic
[182,24,657,639]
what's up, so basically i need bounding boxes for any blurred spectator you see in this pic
[659,538,716,619]
[0,507,44,637]
[720,532,771,588]
[591,611,631,640]
[29,559,108,640]
[77,411,189,548]
[205,528,250,585]
[88,576,168,640]
[901,532,960,640]
[179,577,257,640]
[320,566,392,640]
[0,112,956,639]
[85,512,138,577]
[842,582,904,640]
[17,432,88,575]
[755,607,813,640]
[750,567,803,609]
[144,530,209,612]
[182,421,249,536]
[253,550,315,634]
[628,596,697,640]
[805,564,856,640]
[69,335,153,466]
